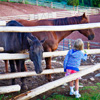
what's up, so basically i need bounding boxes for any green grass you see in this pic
[45,82,100,100]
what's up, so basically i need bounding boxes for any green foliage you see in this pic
[53,0,62,2]
[81,86,98,90]
[0,0,7,1]
[67,0,79,6]
[92,0,100,7]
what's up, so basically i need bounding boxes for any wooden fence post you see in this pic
[50,2,53,8]
[87,42,90,49]
[68,40,71,49]
[36,0,38,6]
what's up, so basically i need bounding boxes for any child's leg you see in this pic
[75,79,81,98]
[69,80,75,95]
[75,78,79,91]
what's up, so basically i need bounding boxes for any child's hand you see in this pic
[84,50,87,54]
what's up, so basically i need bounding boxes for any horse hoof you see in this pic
[21,84,28,90]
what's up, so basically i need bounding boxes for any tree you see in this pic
[92,0,100,7]
[67,0,79,10]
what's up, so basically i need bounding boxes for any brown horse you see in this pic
[6,13,95,81]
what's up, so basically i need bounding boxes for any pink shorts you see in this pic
[65,69,81,79]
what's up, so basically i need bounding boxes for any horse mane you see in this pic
[6,20,40,50]
[53,16,82,25]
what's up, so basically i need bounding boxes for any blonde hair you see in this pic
[73,39,84,50]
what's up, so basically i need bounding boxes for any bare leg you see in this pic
[70,80,74,87]
[75,79,81,98]
[75,79,79,91]
[69,80,75,95]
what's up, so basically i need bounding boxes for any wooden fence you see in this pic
[0,9,100,22]
[0,23,100,99]
[0,22,100,32]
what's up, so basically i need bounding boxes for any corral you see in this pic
[0,23,100,100]
[0,2,100,100]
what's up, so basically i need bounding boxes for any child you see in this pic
[63,38,87,98]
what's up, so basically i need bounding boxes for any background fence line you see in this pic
[0,9,99,22]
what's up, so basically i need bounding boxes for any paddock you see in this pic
[0,23,100,99]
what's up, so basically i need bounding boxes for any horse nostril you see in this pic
[36,68,43,74]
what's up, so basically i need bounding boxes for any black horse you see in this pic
[0,20,44,89]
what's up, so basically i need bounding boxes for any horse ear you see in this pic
[40,38,46,44]
[82,13,86,18]
[27,37,33,45]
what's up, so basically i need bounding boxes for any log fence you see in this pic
[0,23,100,99]
[0,22,100,32]
[13,63,100,100]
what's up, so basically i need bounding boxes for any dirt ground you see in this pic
[0,1,100,100]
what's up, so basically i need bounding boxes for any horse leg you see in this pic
[4,60,9,73]
[45,57,52,81]
[9,60,16,85]
[24,63,28,71]
[15,60,28,90]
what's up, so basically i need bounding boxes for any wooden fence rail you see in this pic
[13,63,100,100]
[0,65,92,80]
[0,85,21,94]
[0,22,100,32]
[0,49,99,60]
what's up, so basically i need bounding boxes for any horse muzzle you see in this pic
[36,68,43,74]
[88,34,94,40]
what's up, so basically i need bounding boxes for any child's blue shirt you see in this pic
[63,49,87,72]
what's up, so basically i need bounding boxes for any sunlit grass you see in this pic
[45,82,100,100]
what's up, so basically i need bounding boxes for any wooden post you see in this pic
[68,40,71,49]
[0,85,21,94]
[13,63,100,100]
[22,0,25,4]
[50,2,53,8]
[87,42,90,49]
[36,0,38,6]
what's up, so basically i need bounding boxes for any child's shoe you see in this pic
[75,91,81,98]
[69,91,75,95]
[69,86,75,95]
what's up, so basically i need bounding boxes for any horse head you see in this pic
[78,13,95,40]
[27,37,44,74]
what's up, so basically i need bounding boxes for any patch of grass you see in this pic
[0,94,13,100]
[46,94,67,100]
[96,82,100,88]
[46,83,100,100]
[80,86,98,91]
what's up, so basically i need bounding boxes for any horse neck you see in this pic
[54,17,81,43]
[56,31,72,43]
[22,33,30,50]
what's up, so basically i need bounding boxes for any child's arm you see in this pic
[82,50,87,61]
[63,51,70,72]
